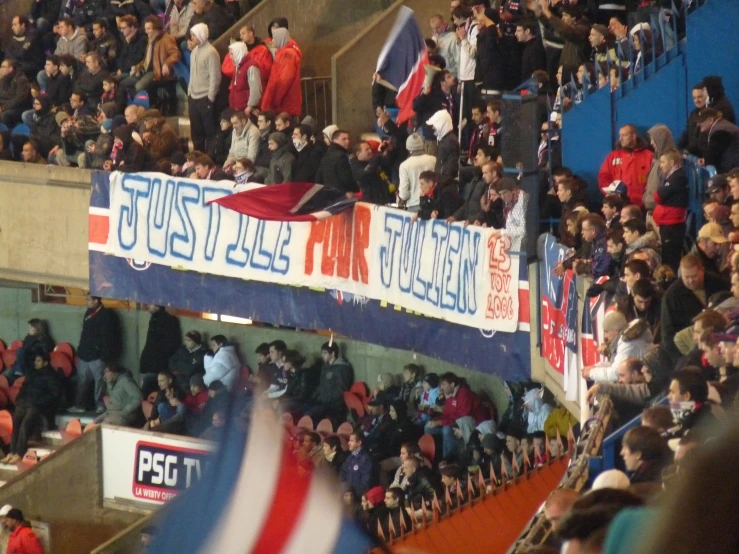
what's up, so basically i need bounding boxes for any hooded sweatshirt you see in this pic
[427,110,459,178]
[524,388,552,433]
[589,319,654,382]
[261,28,303,116]
[188,23,222,102]
[643,124,675,210]
[455,416,477,444]
[203,344,240,390]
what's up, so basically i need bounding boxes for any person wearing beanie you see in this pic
[187,22,222,153]
[265,130,296,185]
[398,133,436,211]
[261,28,303,116]
[168,330,206,390]
[4,507,44,554]
[315,129,358,195]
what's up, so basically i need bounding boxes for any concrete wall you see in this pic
[0,430,140,554]
[213,0,390,76]
[332,0,448,139]
[0,286,510,414]
[0,163,91,289]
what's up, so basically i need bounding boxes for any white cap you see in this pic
[0,505,13,517]
[591,469,630,490]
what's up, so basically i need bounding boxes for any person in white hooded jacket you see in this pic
[203,335,240,390]
[582,313,654,383]
[426,110,459,180]
[524,387,553,434]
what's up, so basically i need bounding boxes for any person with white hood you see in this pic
[427,109,459,180]
[523,387,553,434]
[187,23,222,153]
[203,334,239,390]
[227,41,270,113]
[398,133,436,211]
[581,313,653,383]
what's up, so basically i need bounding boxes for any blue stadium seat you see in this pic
[11,124,30,137]
[131,92,150,109]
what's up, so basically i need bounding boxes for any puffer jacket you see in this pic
[523,388,553,433]
[589,319,655,382]
[643,124,675,210]
[203,344,240,390]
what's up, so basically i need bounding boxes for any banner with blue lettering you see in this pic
[537,234,578,379]
[103,171,520,332]
[89,172,532,380]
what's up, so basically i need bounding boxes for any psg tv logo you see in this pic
[126,259,152,271]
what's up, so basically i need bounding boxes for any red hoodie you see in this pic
[261,39,303,116]
[7,524,44,554]
[441,385,487,426]
[598,145,653,207]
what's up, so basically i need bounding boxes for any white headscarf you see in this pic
[229,42,248,68]
[272,28,290,50]
[427,109,453,142]
[190,23,209,46]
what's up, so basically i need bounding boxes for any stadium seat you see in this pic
[343,391,365,419]
[7,377,24,406]
[10,124,29,138]
[60,419,83,444]
[297,415,313,431]
[142,401,153,419]
[418,434,435,464]
[1,350,16,369]
[0,375,9,391]
[83,422,98,433]
[0,339,5,352]
[0,411,12,445]
[316,418,333,437]
[350,382,369,404]
[336,421,353,439]
[131,91,150,108]
[50,351,73,378]
[0,389,8,410]
[21,451,39,466]
[238,365,252,390]
[8,340,22,351]
[54,343,74,360]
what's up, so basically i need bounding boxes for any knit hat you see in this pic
[406,133,424,152]
[5,509,23,522]
[268,132,286,147]
[55,111,71,126]
[592,24,610,38]
[592,469,630,490]
[190,374,206,389]
[171,152,186,166]
[365,486,385,506]
[101,119,113,133]
[602,311,628,332]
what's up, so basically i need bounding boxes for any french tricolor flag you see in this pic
[375,6,428,124]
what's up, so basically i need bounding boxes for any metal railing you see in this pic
[301,76,332,131]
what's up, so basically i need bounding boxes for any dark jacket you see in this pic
[340,448,376,497]
[0,71,31,112]
[294,142,324,183]
[30,103,61,156]
[405,468,440,510]
[75,68,108,106]
[168,345,206,379]
[704,76,736,124]
[312,358,353,408]
[140,309,181,376]
[653,167,688,226]
[677,107,703,155]
[19,334,55,374]
[539,13,589,68]
[316,144,359,194]
[45,72,72,109]
[412,89,455,141]
[118,30,148,73]
[90,33,120,71]
[700,118,739,173]
[284,365,320,402]
[661,272,726,358]
[520,37,547,82]
[265,144,296,185]
[351,157,393,205]
[452,174,486,223]
[419,179,463,220]
[385,415,421,459]
[435,133,459,179]
[254,129,272,170]
[77,305,121,363]
[477,24,505,90]
[6,30,44,78]
[188,2,233,41]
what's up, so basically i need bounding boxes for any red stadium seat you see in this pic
[350,382,369,404]
[238,365,252,390]
[50,352,73,378]
[316,418,334,437]
[66,419,82,437]
[0,389,8,410]
[0,410,12,445]
[1,350,16,370]
[12,377,24,388]
[343,391,365,419]
[8,340,22,351]
[0,339,5,353]
[336,421,353,439]
[0,375,9,392]
[54,343,74,360]
[297,415,313,431]
[84,422,98,433]
[418,434,436,464]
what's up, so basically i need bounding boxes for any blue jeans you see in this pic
[424,423,455,459]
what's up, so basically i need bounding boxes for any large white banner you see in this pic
[101,426,215,505]
[105,172,520,331]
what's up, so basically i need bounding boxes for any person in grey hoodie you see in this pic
[643,124,675,210]
[54,17,89,60]
[187,23,222,152]
[584,315,654,383]
[97,364,144,427]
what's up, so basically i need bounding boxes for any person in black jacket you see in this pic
[139,305,182,395]
[293,124,324,182]
[385,401,421,461]
[516,19,547,83]
[1,351,63,464]
[476,8,505,92]
[7,16,44,79]
[418,170,462,220]
[412,69,457,150]
[703,75,736,124]
[402,457,439,513]
[2,319,55,385]
[322,435,348,475]
[661,253,728,359]
[351,141,393,205]
[116,16,148,81]
[315,130,359,196]
[168,330,207,390]
[28,97,61,157]
[111,124,150,172]
[188,0,233,42]
[0,60,32,127]
[70,295,121,413]
[677,82,707,155]
[279,350,319,417]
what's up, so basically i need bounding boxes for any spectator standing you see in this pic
[696,109,739,173]
[531,2,589,70]
[703,75,735,124]
[429,14,460,78]
[3,509,45,554]
[96,364,144,426]
[451,6,479,125]
[412,69,457,154]
[261,28,302,117]
[598,125,654,207]
[643,124,676,210]
[165,0,195,45]
[476,8,505,93]
[652,149,688,272]
[226,42,267,113]
[516,19,547,82]
[398,134,436,211]
[224,111,260,169]
[0,60,31,127]
[351,141,393,205]
[315,130,358,196]
[427,110,459,180]
[168,330,206,389]
[187,23,222,153]
[70,296,121,413]
[305,341,353,425]
[139,305,181,395]
[677,82,707,156]
[264,132,295,185]
[188,0,232,42]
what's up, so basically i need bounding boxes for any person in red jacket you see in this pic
[598,124,654,207]
[223,30,273,115]
[3,508,45,554]
[424,372,485,458]
[261,28,302,117]
[653,148,688,272]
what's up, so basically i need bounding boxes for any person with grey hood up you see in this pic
[427,109,459,179]
[642,124,675,210]
[187,23,222,152]
[583,313,654,383]
[265,131,295,184]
